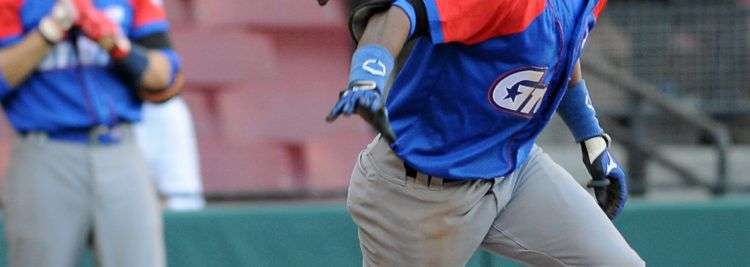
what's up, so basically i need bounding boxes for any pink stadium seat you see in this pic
[217,84,372,142]
[198,139,298,193]
[0,114,13,192]
[0,139,12,192]
[304,132,374,190]
[163,0,192,26]
[181,90,220,140]
[193,0,347,30]
[171,29,278,88]
[213,29,364,142]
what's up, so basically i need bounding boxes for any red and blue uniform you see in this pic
[389,0,607,179]
[0,0,172,133]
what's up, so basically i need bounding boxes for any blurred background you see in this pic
[135,0,750,202]
[2,0,750,266]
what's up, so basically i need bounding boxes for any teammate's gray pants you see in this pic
[347,136,644,267]
[2,129,165,267]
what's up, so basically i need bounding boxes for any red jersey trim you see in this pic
[130,0,167,28]
[0,0,23,40]
[436,0,546,45]
[593,0,608,20]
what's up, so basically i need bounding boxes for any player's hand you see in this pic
[581,134,628,220]
[326,80,396,143]
[72,0,132,59]
[326,44,397,143]
[38,0,78,44]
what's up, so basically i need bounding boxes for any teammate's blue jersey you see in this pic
[389,0,607,180]
[0,0,171,132]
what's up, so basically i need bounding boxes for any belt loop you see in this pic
[430,176,444,191]
[404,163,417,178]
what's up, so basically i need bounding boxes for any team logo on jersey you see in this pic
[488,67,548,117]
[39,6,127,71]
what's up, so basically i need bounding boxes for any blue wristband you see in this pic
[393,0,417,38]
[349,44,395,93]
[558,80,604,142]
[159,49,182,86]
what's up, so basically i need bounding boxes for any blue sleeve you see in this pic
[557,80,604,142]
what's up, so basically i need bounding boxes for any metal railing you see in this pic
[583,54,732,195]
[602,1,750,114]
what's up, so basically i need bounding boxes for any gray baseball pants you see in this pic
[2,128,165,267]
[347,136,644,267]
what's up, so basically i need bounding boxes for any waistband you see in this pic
[19,124,133,145]
[368,135,460,189]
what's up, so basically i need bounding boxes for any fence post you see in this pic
[627,97,648,196]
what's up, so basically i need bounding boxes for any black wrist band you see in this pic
[112,44,149,89]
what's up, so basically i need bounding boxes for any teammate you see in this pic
[0,0,181,266]
[326,0,645,266]
[136,96,206,211]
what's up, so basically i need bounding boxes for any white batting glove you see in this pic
[38,0,78,44]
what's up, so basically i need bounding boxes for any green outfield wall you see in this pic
[0,198,748,267]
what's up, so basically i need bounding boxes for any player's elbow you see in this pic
[139,73,183,104]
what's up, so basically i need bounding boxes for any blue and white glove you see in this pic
[326,44,396,142]
[581,134,628,220]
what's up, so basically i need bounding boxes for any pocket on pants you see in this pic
[363,151,406,187]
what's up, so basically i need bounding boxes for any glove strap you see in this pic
[587,178,611,188]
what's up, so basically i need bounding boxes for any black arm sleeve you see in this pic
[133,31,173,50]
[112,32,173,90]
[349,0,428,43]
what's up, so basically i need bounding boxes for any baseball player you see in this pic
[326,0,645,266]
[136,96,206,211]
[0,0,180,266]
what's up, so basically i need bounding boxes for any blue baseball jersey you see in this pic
[0,0,171,133]
[389,0,607,180]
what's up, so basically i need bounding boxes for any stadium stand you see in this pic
[192,0,346,30]
[304,132,374,191]
[164,0,372,194]
[198,139,298,193]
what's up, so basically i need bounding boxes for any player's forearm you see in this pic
[569,61,583,87]
[0,31,53,87]
[140,50,174,90]
[358,6,411,57]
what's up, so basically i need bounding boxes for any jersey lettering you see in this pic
[38,38,110,71]
[489,67,548,117]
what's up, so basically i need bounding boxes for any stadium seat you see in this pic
[192,0,347,30]
[181,90,220,140]
[163,0,192,26]
[211,29,365,141]
[216,84,371,142]
[198,139,299,193]
[0,113,14,192]
[171,29,278,88]
[304,132,374,190]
